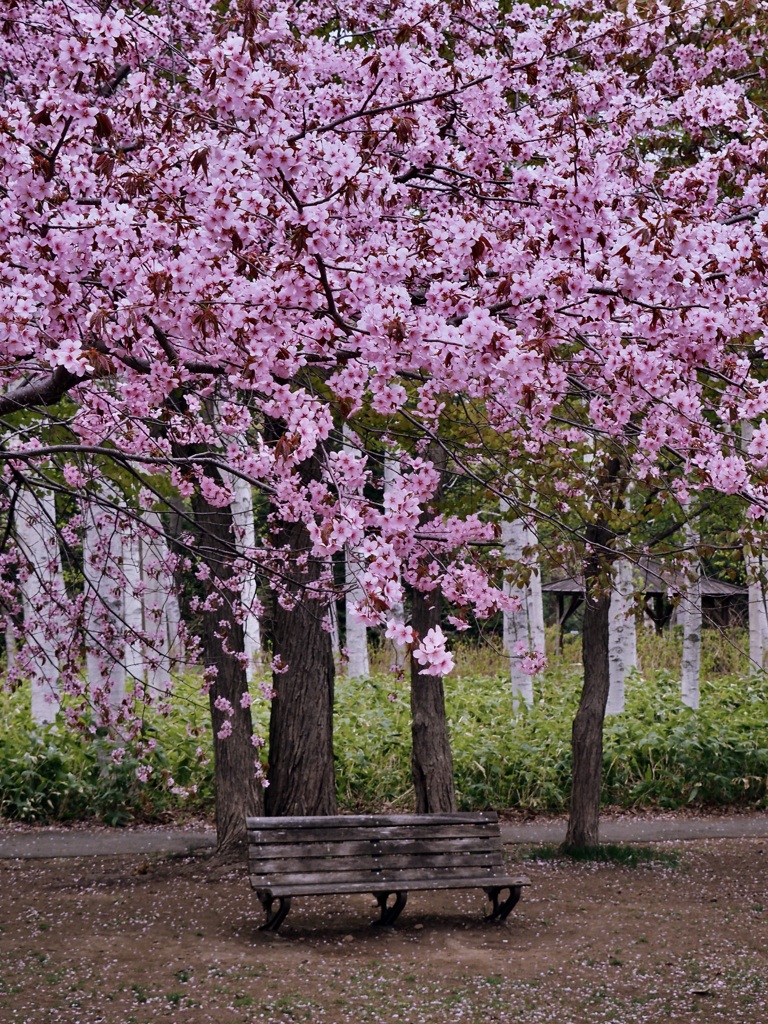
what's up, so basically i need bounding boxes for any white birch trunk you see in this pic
[4,616,16,674]
[759,584,768,675]
[681,521,702,710]
[384,454,405,670]
[82,503,127,718]
[343,425,369,678]
[141,511,179,694]
[742,425,767,674]
[748,567,763,671]
[523,519,546,653]
[345,549,370,678]
[15,487,64,724]
[163,553,183,657]
[122,524,146,683]
[607,558,637,715]
[224,473,261,684]
[501,507,535,707]
[746,552,768,674]
[328,595,340,658]
[121,511,183,693]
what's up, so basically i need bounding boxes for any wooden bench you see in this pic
[246,811,529,932]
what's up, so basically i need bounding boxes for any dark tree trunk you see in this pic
[410,586,457,814]
[564,523,613,850]
[266,581,336,816]
[265,422,336,817]
[191,491,263,855]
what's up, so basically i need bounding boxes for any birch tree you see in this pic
[82,500,127,719]
[607,558,638,716]
[501,503,545,707]
[221,472,261,684]
[14,486,65,724]
[342,425,369,679]
[681,521,703,711]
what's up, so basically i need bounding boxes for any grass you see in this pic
[520,843,681,868]
[1,625,767,823]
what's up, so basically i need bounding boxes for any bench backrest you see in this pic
[246,812,505,890]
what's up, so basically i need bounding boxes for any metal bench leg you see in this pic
[258,894,292,932]
[484,886,522,922]
[373,891,408,927]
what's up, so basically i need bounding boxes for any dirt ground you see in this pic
[0,838,766,1024]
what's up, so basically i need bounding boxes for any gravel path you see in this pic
[2,811,768,858]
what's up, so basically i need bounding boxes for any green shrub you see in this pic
[1,628,766,823]
[0,678,214,824]
[335,628,768,813]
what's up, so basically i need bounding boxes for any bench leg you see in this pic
[258,894,292,932]
[373,891,408,927]
[483,886,522,922]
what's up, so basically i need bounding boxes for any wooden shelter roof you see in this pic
[541,558,745,598]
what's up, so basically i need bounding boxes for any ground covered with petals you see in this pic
[0,837,766,1023]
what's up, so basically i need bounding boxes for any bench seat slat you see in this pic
[251,863,515,887]
[247,824,498,844]
[249,852,504,873]
[248,836,502,860]
[251,874,530,898]
[249,840,376,859]
[246,812,499,829]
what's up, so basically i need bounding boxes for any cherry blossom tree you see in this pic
[2,0,768,849]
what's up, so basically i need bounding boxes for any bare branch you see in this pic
[288,76,492,144]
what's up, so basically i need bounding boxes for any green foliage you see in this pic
[0,678,213,824]
[336,628,768,813]
[1,629,767,824]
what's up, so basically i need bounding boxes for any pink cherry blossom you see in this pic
[0,0,766,755]
[412,626,455,677]
[384,620,416,647]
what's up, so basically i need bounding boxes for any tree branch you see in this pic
[288,76,491,143]
[0,366,82,417]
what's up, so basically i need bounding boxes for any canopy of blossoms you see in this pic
[1,0,767,717]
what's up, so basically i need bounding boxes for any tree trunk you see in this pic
[343,423,369,679]
[15,485,64,724]
[265,423,336,817]
[747,552,768,674]
[743,424,767,673]
[564,525,613,850]
[82,498,126,723]
[344,544,370,678]
[142,510,182,691]
[523,510,546,653]
[501,509,536,707]
[383,454,406,671]
[221,470,261,682]
[607,558,637,715]
[192,491,263,855]
[266,582,337,815]
[410,585,457,813]
[679,516,701,710]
